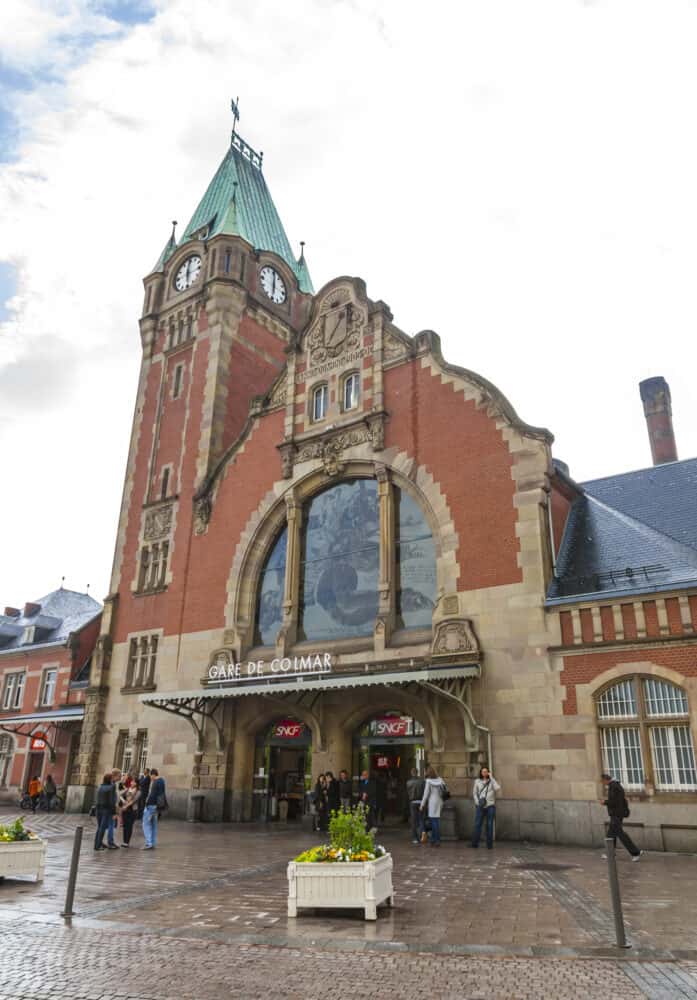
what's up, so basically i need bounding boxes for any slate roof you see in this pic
[547,458,697,604]
[158,132,313,293]
[0,588,101,652]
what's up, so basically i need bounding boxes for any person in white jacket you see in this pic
[420,765,446,846]
[471,766,501,849]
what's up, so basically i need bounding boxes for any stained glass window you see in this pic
[256,527,288,645]
[395,488,436,630]
[299,481,379,641]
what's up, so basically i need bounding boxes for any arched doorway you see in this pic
[353,712,426,825]
[252,717,312,822]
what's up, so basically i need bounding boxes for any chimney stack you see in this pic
[639,376,678,465]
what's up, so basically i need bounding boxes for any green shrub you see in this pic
[328,804,374,854]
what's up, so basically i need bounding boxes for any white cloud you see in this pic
[1,0,697,603]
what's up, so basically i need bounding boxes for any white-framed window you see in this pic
[40,669,57,707]
[342,372,360,411]
[136,730,149,773]
[2,672,25,710]
[596,677,697,794]
[121,734,134,776]
[312,383,328,422]
[0,734,14,786]
[138,541,169,592]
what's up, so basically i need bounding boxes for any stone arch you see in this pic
[224,457,456,653]
[239,695,325,752]
[576,661,697,718]
[339,689,439,752]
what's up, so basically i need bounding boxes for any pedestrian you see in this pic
[338,769,352,812]
[471,766,501,849]
[28,775,42,812]
[107,769,123,848]
[43,774,56,812]
[326,771,340,816]
[601,772,641,861]
[138,767,151,820]
[406,767,425,844]
[314,774,329,832]
[142,768,166,850]
[358,770,377,829]
[420,765,447,846]
[118,775,140,848]
[94,773,117,851]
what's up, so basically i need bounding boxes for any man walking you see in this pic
[142,768,166,850]
[106,769,122,849]
[406,767,425,844]
[601,772,641,861]
[338,769,352,812]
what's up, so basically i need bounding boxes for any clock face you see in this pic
[174,255,202,292]
[259,266,287,305]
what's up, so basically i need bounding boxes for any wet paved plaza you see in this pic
[1,808,697,998]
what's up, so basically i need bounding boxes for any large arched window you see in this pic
[255,526,288,645]
[253,477,437,647]
[300,480,380,641]
[596,677,697,793]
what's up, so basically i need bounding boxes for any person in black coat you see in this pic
[138,768,151,820]
[314,774,329,832]
[601,772,641,859]
[325,771,340,816]
[94,774,117,851]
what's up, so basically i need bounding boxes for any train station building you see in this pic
[67,116,697,850]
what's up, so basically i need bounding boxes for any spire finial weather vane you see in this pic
[231,96,240,137]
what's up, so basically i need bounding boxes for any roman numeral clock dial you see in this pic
[259,265,287,305]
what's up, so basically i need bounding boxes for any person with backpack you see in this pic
[471,766,501,849]
[419,765,448,846]
[601,772,641,860]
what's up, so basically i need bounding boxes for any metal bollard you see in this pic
[605,837,631,948]
[60,825,83,918]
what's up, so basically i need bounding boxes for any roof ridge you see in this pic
[581,455,697,488]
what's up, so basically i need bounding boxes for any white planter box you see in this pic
[287,853,393,921]
[0,839,46,882]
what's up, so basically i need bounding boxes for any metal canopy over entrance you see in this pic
[140,663,481,753]
[0,706,85,764]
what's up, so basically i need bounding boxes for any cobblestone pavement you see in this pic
[2,808,697,999]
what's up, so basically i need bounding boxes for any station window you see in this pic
[125,634,159,690]
[342,372,360,411]
[138,541,169,593]
[173,363,184,399]
[2,672,25,711]
[40,669,57,707]
[311,384,328,422]
[597,677,697,793]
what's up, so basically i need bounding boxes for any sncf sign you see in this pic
[374,717,410,738]
[272,720,305,739]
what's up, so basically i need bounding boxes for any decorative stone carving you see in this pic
[194,495,212,534]
[279,442,294,479]
[306,300,365,365]
[432,619,479,658]
[442,595,459,616]
[296,426,372,477]
[367,413,385,452]
[143,503,173,541]
[268,372,288,409]
[383,330,409,363]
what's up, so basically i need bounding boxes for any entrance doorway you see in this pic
[353,713,425,825]
[25,751,45,792]
[252,717,312,822]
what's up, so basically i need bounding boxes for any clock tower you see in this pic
[71,108,315,800]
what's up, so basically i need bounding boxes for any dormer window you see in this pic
[312,384,328,423]
[342,372,360,411]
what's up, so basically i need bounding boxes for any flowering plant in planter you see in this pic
[294,805,386,863]
[0,818,39,843]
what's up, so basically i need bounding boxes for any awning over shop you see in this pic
[0,706,85,726]
[139,663,481,753]
[0,705,85,762]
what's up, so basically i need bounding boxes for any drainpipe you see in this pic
[461,701,494,775]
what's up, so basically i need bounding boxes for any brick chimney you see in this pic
[639,376,678,465]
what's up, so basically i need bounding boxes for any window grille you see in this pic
[600,726,644,788]
[643,678,689,718]
[597,680,638,719]
[649,726,697,791]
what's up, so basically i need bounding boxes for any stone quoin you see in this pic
[46,107,697,850]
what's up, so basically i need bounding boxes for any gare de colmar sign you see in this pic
[207,650,333,684]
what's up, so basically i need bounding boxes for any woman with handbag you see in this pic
[419,765,447,846]
[118,775,140,848]
[471,766,501,849]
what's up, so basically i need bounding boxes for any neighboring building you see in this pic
[0,588,101,801]
[68,113,697,850]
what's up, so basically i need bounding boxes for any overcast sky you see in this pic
[1,0,696,607]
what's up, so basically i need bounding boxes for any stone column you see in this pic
[375,464,395,651]
[277,490,302,654]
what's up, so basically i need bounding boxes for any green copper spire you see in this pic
[180,104,312,292]
[152,220,178,273]
[293,241,314,294]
